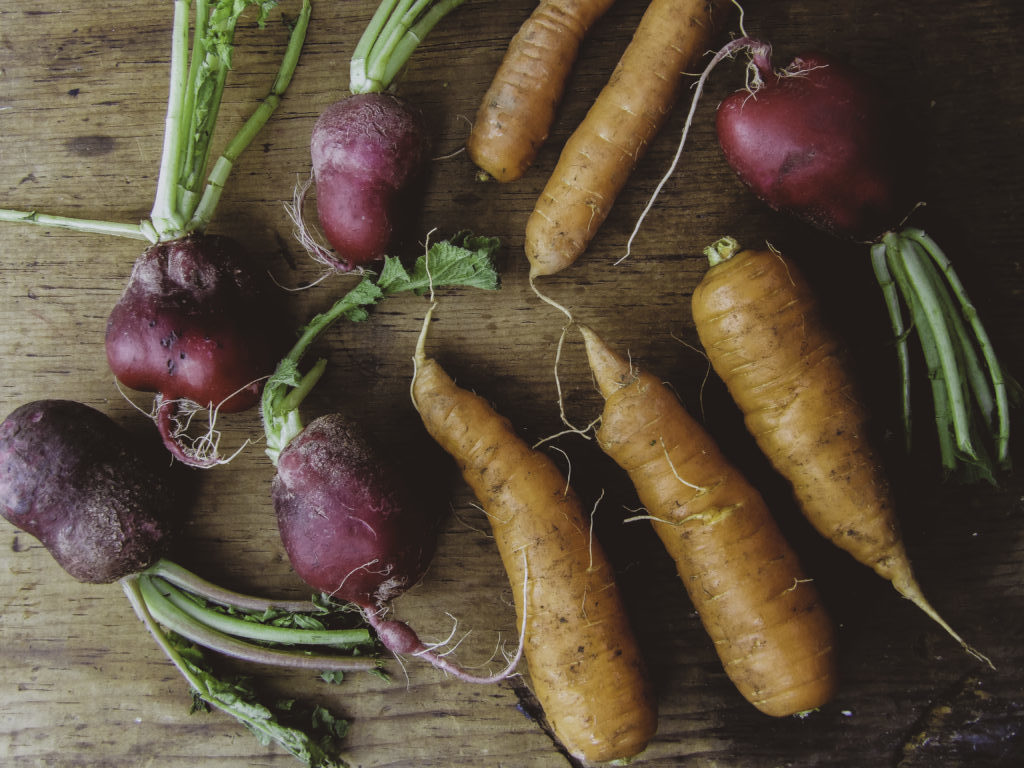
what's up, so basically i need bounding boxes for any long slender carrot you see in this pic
[691,237,991,667]
[579,323,839,716]
[525,0,727,277]
[467,0,619,183]
[410,307,657,763]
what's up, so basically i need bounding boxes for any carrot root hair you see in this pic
[894,575,995,670]
[622,34,772,263]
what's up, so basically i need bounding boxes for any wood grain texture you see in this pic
[1,1,1023,766]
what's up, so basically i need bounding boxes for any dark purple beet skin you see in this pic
[716,51,911,242]
[105,234,288,414]
[311,92,428,270]
[271,414,437,609]
[0,400,178,583]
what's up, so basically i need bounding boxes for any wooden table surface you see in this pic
[2,1,1023,766]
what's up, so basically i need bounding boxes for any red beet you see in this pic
[271,413,436,608]
[0,400,178,583]
[640,35,1010,480]
[309,93,428,271]
[105,234,289,465]
[716,50,911,242]
[270,412,522,682]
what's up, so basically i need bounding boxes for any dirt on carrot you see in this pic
[467,0,619,182]
[579,323,839,716]
[690,237,992,668]
[410,309,657,763]
[525,0,727,277]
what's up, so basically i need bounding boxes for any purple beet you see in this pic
[271,412,520,682]
[716,48,911,242]
[308,93,428,271]
[105,234,289,466]
[0,400,178,583]
[271,413,435,608]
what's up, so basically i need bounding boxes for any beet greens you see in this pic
[631,27,1013,483]
[261,235,522,682]
[262,233,501,460]
[0,398,375,767]
[0,0,312,467]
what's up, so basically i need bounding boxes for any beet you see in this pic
[716,50,912,242]
[0,400,178,583]
[292,0,471,272]
[269,413,522,682]
[105,234,289,464]
[0,5,313,470]
[271,413,436,608]
[309,93,428,271]
[106,235,286,411]
[641,34,1011,480]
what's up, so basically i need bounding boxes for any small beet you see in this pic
[716,50,911,242]
[309,93,428,270]
[271,413,436,609]
[0,400,179,583]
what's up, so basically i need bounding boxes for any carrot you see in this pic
[690,237,992,666]
[467,0,619,183]
[578,323,838,716]
[410,307,657,763]
[524,0,727,277]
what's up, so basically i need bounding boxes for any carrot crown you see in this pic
[703,236,743,267]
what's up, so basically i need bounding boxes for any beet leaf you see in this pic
[262,233,501,462]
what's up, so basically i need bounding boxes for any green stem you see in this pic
[366,0,429,88]
[123,576,355,768]
[903,227,1010,466]
[0,209,152,241]
[381,0,465,87]
[180,0,243,219]
[350,0,402,92]
[278,358,329,415]
[349,0,466,94]
[150,0,193,238]
[914,243,996,435]
[175,0,212,219]
[261,235,501,462]
[870,242,913,453]
[262,287,382,463]
[123,576,220,693]
[146,576,370,648]
[884,240,959,471]
[186,0,312,232]
[137,575,379,671]
[887,233,977,459]
[144,558,316,613]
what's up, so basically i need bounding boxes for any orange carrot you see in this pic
[579,323,839,716]
[525,0,727,277]
[691,237,991,666]
[410,308,657,763]
[467,0,619,183]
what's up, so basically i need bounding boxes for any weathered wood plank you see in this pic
[1,1,1022,766]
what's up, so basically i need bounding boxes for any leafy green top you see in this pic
[262,233,501,463]
[0,0,311,243]
[350,0,468,94]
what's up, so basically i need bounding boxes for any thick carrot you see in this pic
[579,324,838,716]
[525,0,726,277]
[691,237,990,666]
[467,0,619,183]
[411,310,657,763]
